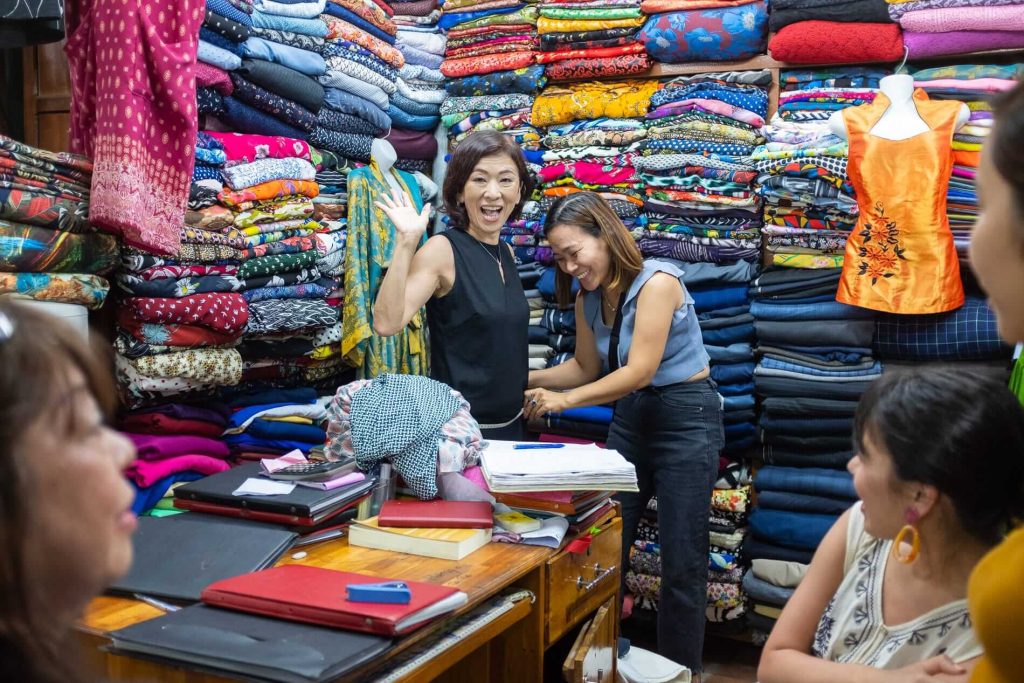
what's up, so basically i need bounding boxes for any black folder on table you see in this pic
[107,604,392,683]
[109,514,297,602]
[173,462,376,524]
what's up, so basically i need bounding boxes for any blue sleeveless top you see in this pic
[584,259,709,387]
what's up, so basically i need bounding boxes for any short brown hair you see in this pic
[544,192,644,307]
[0,301,115,683]
[442,130,534,231]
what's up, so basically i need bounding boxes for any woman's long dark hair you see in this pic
[544,192,644,307]
[0,302,116,683]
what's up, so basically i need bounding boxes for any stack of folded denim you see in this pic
[751,467,857,555]
[874,295,1012,365]
[744,557,805,637]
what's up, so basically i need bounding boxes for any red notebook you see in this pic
[201,565,468,637]
[378,500,493,528]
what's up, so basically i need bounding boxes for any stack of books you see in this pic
[347,500,494,561]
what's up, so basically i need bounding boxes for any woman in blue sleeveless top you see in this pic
[526,191,724,675]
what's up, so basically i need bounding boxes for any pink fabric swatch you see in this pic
[126,454,231,488]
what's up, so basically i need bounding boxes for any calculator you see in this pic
[267,458,357,481]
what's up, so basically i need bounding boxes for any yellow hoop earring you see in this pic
[892,524,920,564]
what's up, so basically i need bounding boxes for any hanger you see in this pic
[894,45,909,75]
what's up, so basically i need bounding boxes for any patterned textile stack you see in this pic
[638,0,768,65]
[536,0,650,81]
[0,136,117,311]
[392,3,448,175]
[440,4,545,103]
[634,71,769,465]
[888,0,1024,59]
[911,63,1022,262]
[441,94,541,154]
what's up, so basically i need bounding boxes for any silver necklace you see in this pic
[476,239,502,268]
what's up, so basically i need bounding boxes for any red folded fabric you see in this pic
[546,53,652,81]
[768,21,904,64]
[118,314,242,347]
[440,51,536,78]
[536,42,646,64]
[120,413,226,439]
[122,293,249,334]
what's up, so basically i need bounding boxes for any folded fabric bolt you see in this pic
[221,157,317,190]
[217,96,308,138]
[254,0,327,19]
[769,21,904,64]
[240,37,327,75]
[126,433,232,461]
[199,40,244,70]
[125,455,232,488]
[234,59,325,111]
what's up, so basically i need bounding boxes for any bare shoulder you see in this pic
[639,271,684,305]
[417,234,455,295]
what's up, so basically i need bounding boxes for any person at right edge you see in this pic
[524,191,724,678]
[966,79,1024,683]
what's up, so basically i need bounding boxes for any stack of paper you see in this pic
[480,441,639,493]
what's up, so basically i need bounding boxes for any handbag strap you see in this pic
[608,291,627,372]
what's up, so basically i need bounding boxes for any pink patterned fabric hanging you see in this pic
[65,0,204,255]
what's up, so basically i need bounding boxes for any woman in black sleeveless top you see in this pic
[372,131,534,439]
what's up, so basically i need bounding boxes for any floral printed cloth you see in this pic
[0,272,109,309]
[639,1,767,62]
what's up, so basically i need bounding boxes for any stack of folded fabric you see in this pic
[705,470,753,628]
[769,14,903,64]
[757,68,891,272]
[745,557,805,639]
[889,0,1024,59]
[0,136,117,311]
[392,1,448,170]
[537,0,650,81]
[747,466,859,628]
[441,94,540,153]
[912,63,1022,262]
[124,425,233,517]
[221,388,331,457]
[638,0,768,65]
[442,5,547,101]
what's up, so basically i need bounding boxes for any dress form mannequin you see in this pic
[371,138,402,193]
[828,74,970,141]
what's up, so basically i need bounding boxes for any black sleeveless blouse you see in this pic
[426,229,529,425]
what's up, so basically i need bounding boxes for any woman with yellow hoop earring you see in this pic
[758,367,1024,683]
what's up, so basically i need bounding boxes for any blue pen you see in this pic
[512,443,565,450]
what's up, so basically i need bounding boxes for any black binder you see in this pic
[107,604,392,683]
[109,514,297,602]
[173,461,375,520]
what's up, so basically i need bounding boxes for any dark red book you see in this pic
[378,500,493,529]
[201,565,468,636]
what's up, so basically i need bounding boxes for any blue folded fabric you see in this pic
[391,92,441,117]
[760,357,883,378]
[323,88,392,132]
[387,105,440,131]
[226,387,318,407]
[703,323,755,346]
[250,9,329,36]
[208,0,254,26]
[706,343,754,364]
[201,27,246,54]
[710,361,754,386]
[199,40,244,70]
[744,537,814,564]
[724,421,755,441]
[756,490,855,516]
[241,37,327,76]
[131,471,205,515]
[227,402,309,430]
[874,296,1011,362]
[224,433,322,453]
[220,96,307,138]
[541,308,576,335]
[538,266,579,300]
[722,393,755,411]
[749,508,839,551]
[557,405,614,425]
[246,418,326,443]
[760,415,853,436]
[322,3,396,44]
[717,380,754,397]
[766,346,871,363]
[690,284,749,314]
[438,4,524,29]
[754,465,856,500]
[750,299,877,321]
[398,42,444,69]
[742,572,796,607]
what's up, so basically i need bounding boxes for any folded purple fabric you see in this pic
[128,402,231,426]
[126,433,232,461]
[904,29,1024,58]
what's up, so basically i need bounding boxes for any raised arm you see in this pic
[372,190,449,337]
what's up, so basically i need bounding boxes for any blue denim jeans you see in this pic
[610,378,724,672]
